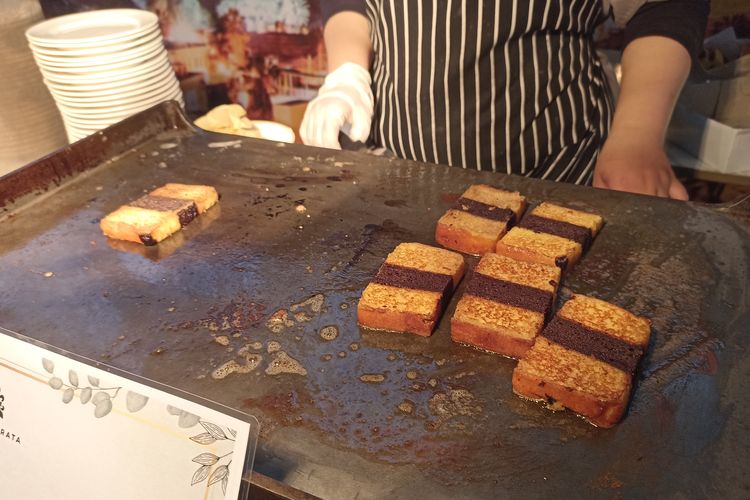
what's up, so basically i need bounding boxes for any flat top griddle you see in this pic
[1,102,749,499]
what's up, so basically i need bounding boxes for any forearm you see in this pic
[610,36,691,145]
[324,11,372,71]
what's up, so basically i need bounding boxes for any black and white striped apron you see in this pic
[363,0,613,184]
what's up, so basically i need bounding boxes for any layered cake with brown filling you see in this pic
[512,294,651,428]
[435,184,526,255]
[358,242,465,336]
[451,253,561,358]
[100,183,218,246]
[149,183,219,214]
[495,202,603,270]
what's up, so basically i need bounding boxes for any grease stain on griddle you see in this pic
[266,351,307,376]
[319,325,339,341]
[427,389,483,428]
[385,199,407,208]
[212,354,263,379]
[267,309,294,333]
[291,293,325,314]
[360,373,387,383]
[267,340,281,353]
[398,400,415,414]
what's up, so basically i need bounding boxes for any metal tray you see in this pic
[1,102,748,499]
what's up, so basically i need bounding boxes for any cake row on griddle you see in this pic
[357,184,651,427]
[436,184,604,270]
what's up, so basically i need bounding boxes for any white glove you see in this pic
[300,62,373,149]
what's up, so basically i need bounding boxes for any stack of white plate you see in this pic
[26,9,184,143]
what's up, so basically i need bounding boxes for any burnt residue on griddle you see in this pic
[322,219,413,274]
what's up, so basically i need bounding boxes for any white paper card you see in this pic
[0,328,257,500]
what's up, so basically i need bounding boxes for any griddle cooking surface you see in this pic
[1,102,748,499]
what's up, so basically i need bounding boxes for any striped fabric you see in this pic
[362,0,613,184]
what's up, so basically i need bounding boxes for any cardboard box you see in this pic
[667,54,750,173]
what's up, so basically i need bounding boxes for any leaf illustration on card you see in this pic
[48,376,63,390]
[208,465,229,486]
[62,388,75,404]
[178,411,200,428]
[68,370,79,387]
[191,465,210,485]
[42,358,54,373]
[94,398,113,418]
[201,421,227,440]
[87,376,100,387]
[228,428,237,438]
[190,432,216,445]
[222,475,228,495]
[167,405,182,416]
[125,391,149,412]
[92,392,110,405]
[80,387,92,404]
[192,453,219,466]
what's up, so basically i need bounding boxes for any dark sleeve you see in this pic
[623,0,710,58]
[321,0,367,25]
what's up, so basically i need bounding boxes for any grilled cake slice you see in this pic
[495,203,603,270]
[512,294,651,428]
[100,205,182,246]
[129,194,198,227]
[358,242,465,336]
[451,253,561,358]
[435,184,526,255]
[101,183,218,246]
[149,183,219,214]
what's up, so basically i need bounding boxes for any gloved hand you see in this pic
[300,62,373,149]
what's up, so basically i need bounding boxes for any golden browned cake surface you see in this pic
[435,185,526,255]
[453,295,544,341]
[100,206,181,245]
[450,253,558,358]
[532,202,604,235]
[386,242,465,284]
[359,283,441,317]
[435,210,509,255]
[150,183,219,213]
[512,337,631,428]
[463,184,526,217]
[358,243,465,336]
[559,294,651,347]
[517,337,630,401]
[512,296,651,427]
[475,252,560,295]
[496,227,581,268]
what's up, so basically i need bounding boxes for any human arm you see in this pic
[300,5,373,148]
[593,0,709,199]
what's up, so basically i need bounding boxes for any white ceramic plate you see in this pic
[43,63,174,94]
[34,47,167,76]
[49,76,178,106]
[39,52,170,84]
[55,81,180,115]
[60,93,184,125]
[253,121,296,143]
[26,9,158,46]
[28,29,161,57]
[32,39,165,69]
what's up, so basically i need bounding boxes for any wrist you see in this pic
[606,121,665,148]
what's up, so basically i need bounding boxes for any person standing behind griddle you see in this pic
[300,0,708,199]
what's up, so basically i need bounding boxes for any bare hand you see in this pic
[593,132,688,200]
